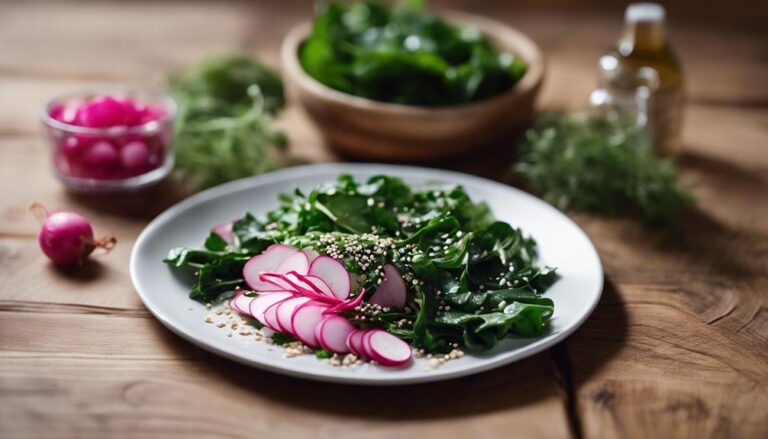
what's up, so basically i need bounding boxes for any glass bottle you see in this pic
[590,3,684,155]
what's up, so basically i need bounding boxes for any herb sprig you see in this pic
[169,54,288,189]
[515,113,692,224]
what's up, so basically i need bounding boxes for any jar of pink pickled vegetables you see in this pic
[41,89,176,192]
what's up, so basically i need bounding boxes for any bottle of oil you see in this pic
[590,3,684,155]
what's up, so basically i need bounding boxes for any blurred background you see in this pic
[2,0,765,170]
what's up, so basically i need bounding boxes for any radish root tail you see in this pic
[95,235,117,252]
[28,202,49,224]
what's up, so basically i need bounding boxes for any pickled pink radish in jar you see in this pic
[42,90,176,192]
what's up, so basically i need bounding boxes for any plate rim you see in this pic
[130,163,603,385]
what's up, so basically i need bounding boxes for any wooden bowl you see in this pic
[281,10,545,161]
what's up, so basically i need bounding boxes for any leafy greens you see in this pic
[298,1,527,106]
[165,175,557,353]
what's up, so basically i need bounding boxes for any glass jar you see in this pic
[41,89,177,192]
[590,3,684,155]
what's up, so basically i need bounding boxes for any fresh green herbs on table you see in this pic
[515,113,692,224]
[165,175,557,353]
[169,54,288,189]
[299,1,527,106]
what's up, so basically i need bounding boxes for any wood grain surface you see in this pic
[1,1,766,438]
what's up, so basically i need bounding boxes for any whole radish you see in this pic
[31,203,116,267]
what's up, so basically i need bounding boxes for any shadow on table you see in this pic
[44,257,106,281]
[330,131,524,183]
[154,275,626,422]
[200,355,553,420]
[63,177,192,221]
[664,151,768,278]
[561,276,628,381]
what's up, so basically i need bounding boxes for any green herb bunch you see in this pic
[169,54,288,189]
[299,1,527,106]
[515,113,692,224]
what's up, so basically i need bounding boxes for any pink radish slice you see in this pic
[276,252,309,275]
[229,289,246,314]
[365,330,413,366]
[346,330,370,360]
[263,299,288,331]
[275,296,311,334]
[360,330,377,361]
[211,221,234,243]
[369,264,407,309]
[313,319,325,348]
[230,290,256,316]
[261,272,334,303]
[243,244,299,290]
[316,315,356,354]
[291,273,335,298]
[308,256,351,299]
[260,272,296,292]
[325,289,365,314]
[249,291,293,326]
[291,301,330,347]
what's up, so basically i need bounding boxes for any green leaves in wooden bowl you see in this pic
[298,1,527,106]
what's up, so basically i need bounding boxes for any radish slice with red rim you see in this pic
[291,301,330,347]
[249,291,293,327]
[230,290,256,316]
[243,244,299,290]
[316,315,356,354]
[346,329,370,360]
[365,330,413,366]
[263,299,287,331]
[276,251,309,276]
[211,221,234,243]
[275,296,311,334]
[290,273,335,298]
[369,264,407,309]
[308,256,351,299]
[360,330,376,361]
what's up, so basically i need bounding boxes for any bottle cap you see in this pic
[625,3,665,23]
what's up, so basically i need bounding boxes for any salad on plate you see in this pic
[164,174,557,367]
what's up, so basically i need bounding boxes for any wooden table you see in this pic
[1,1,766,438]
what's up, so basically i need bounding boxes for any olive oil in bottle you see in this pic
[590,3,684,155]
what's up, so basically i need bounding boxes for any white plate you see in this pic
[130,164,603,385]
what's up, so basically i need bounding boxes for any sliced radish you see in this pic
[324,290,365,314]
[309,256,351,299]
[211,221,234,243]
[230,290,256,316]
[313,319,325,348]
[365,330,413,366]
[260,272,296,291]
[263,272,337,303]
[346,329,370,360]
[316,315,356,354]
[275,296,311,334]
[243,244,299,290]
[291,273,335,298]
[360,330,376,361]
[291,301,330,347]
[276,251,309,275]
[263,299,288,331]
[369,264,407,309]
[249,291,293,326]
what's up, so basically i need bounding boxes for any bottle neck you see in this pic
[619,21,666,56]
